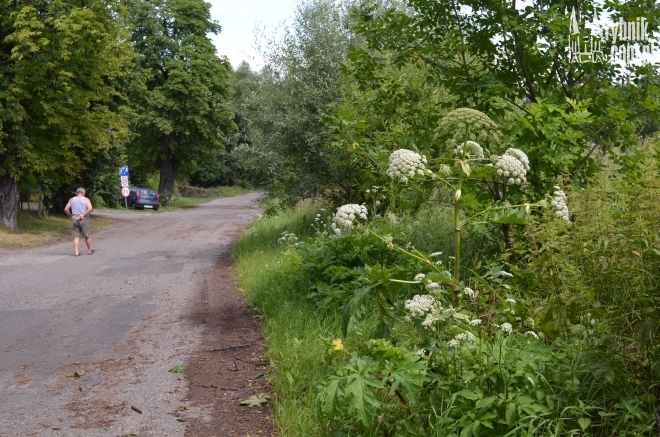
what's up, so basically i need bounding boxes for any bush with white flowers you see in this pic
[386,149,427,183]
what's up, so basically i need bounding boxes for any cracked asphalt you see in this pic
[0,193,262,436]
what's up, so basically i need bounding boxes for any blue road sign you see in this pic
[119,165,129,177]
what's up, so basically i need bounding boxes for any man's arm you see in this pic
[84,198,93,217]
[64,199,72,218]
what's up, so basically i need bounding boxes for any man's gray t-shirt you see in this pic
[71,197,88,215]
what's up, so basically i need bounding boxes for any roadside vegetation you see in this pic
[230,1,660,436]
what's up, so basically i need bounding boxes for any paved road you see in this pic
[0,193,262,436]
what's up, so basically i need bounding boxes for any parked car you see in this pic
[120,186,160,210]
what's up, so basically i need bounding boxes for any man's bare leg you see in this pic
[85,237,92,254]
[73,237,80,255]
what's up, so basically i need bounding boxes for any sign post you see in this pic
[119,166,130,208]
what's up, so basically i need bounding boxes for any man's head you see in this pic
[76,188,85,196]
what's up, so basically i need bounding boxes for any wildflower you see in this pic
[278,231,298,244]
[500,270,513,278]
[448,339,461,348]
[524,317,535,328]
[454,332,476,343]
[425,282,440,290]
[438,108,502,146]
[430,251,443,257]
[332,204,368,229]
[416,348,427,358]
[437,164,452,176]
[500,322,513,334]
[332,339,344,351]
[505,298,516,304]
[422,314,439,327]
[551,186,571,225]
[503,308,514,315]
[463,287,475,298]
[469,319,482,326]
[526,376,535,386]
[414,273,426,281]
[404,294,440,318]
[524,331,540,340]
[495,149,530,186]
[387,149,428,183]
[454,140,484,159]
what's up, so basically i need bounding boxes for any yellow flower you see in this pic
[332,338,344,351]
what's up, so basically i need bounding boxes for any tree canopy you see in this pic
[125,0,234,201]
[0,0,133,230]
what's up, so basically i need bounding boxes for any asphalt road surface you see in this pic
[0,193,262,436]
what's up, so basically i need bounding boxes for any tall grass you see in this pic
[232,203,338,437]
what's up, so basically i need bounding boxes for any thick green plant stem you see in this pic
[454,172,463,284]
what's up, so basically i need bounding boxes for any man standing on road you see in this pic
[64,188,94,256]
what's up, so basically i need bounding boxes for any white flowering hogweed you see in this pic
[495,148,530,186]
[454,141,484,159]
[331,204,368,234]
[387,149,427,183]
[551,186,571,225]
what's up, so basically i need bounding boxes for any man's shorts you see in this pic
[71,215,91,239]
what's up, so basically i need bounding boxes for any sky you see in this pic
[207,0,300,70]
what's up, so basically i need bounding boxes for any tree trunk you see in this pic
[158,135,179,206]
[37,182,43,218]
[0,174,19,231]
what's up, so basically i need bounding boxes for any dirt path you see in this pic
[0,193,269,437]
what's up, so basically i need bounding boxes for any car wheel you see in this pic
[131,202,135,210]
[154,208,159,211]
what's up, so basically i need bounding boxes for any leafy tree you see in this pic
[231,0,356,206]
[345,0,660,194]
[0,0,133,230]
[126,0,234,202]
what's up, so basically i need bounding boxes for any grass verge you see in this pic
[0,211,116,248]
[232,203,336,437]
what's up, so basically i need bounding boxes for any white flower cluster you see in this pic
[331,204,368,235]
[500,322,513,335]
[469,319,482,326]
[454,141,484,159]
[524,331,540,340]
[551,186,570,225]
[278,231,298,245]
[437,164,452,177]
[404,294,440,318]
[448,331,476,348]
[387,149,428,183]
[404,294,453,329]
[495,148,530,185]
[463,287,475,299]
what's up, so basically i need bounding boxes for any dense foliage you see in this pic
[228,1,660,435]
[0,0,235,228]
[125,0,234,202]
[0,0,134,229]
